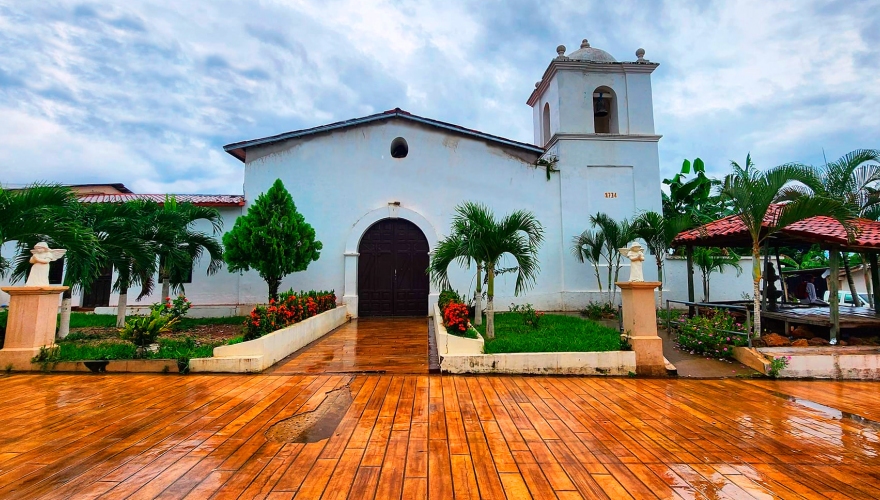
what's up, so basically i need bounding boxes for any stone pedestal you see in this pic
[617,281,666,376]
[0,286,67,370]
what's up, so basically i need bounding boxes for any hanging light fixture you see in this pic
[594,92,609,118]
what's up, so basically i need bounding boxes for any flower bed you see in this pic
[244,290,337,341]
[432,305,634,375]
[438,290,478,339]
[671,309,749,359]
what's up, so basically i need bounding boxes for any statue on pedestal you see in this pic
[25,242,66,287]
[618,243,645,282]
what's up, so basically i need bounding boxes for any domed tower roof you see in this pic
[566,39,616,62]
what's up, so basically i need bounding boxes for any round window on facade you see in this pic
[390,137,408,158]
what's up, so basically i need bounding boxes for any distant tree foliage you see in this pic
[223,179,322,301]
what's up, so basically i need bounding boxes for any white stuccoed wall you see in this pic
[240,114,662,315]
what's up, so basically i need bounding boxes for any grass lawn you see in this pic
[473,313,622,354]
[65,313,244,329]
[55,337,219,361]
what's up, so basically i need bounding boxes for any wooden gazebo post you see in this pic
[828,246,841,343]
[870,252,880,316]
[686,245,695,316]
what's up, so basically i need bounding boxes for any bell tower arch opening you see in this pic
[592,86,619,134]
[542,103,551,145]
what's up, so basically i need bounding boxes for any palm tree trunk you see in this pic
[611,256,622,304]
[161,279,171,302]
[862,253,874,307]
[486,264,495,340]
[752,245,762,337]
[116,291,128,328]
[656,257,664,309]
[605,260,613,304]
[57,290,72,339]
[474,263,483,326]
[702,273,709,303]
[842,253,861,306]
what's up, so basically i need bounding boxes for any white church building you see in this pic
[2,39,669,317]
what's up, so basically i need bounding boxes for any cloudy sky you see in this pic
[1,0,878,194]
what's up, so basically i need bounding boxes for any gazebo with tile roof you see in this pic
[673,204,880,341]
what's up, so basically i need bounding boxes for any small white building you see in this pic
[2,39,664,317]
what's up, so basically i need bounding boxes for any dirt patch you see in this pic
[266,381,353,443]
[70,324,242,344]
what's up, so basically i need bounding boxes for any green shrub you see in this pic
[509,303,543,329]
[156,295,193,321]
[120,308,178,347]
[438,290,463,312]
[673,309,748,359]
[768,356,791,379]
[581,301,618,320]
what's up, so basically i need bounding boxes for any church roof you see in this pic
[566,39,616,62]
[223,108,545,162]
[78,193,245,207]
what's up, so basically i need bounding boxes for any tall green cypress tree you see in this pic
[223,179,322,300]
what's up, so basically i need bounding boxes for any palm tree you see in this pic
[149,196,224,300]
[693,247,742,302]
[571,229,605,300]
[784,149,880,307]
[429,202,544,340]
[80,201,159,327]
[2,185,103,338]
[632,211,694,307]
[0,184,98,278]
[720,154,853,336]
[589,213,634,304]
[428,204,488,325]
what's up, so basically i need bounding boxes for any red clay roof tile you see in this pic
[77,193,245,207]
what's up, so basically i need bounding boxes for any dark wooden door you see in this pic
[81,266,113,308]
[358,219,430,317]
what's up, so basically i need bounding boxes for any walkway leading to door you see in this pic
[270,317,429,374]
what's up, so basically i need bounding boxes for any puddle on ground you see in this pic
[266,380,353,443]
[766,389,880,431]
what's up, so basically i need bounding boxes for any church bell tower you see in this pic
[527,37,663,285]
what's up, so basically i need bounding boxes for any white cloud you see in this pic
[0,0,877,194]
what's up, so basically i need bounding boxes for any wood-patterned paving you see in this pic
[269,318,429,374]
[0,374,879,499]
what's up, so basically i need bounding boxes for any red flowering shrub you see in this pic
[244,290,337,341]
[443,301,470,334]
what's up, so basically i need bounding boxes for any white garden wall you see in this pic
[189,306,348,373]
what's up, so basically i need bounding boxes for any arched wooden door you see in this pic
[358,219,430,317]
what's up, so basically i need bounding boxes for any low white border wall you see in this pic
[433,304,636,375]
[433,304,484,355]
[190,307,348,373]
[759,346,880,379]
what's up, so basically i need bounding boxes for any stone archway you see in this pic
[343,205,439,318]
[357,218,430,317]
